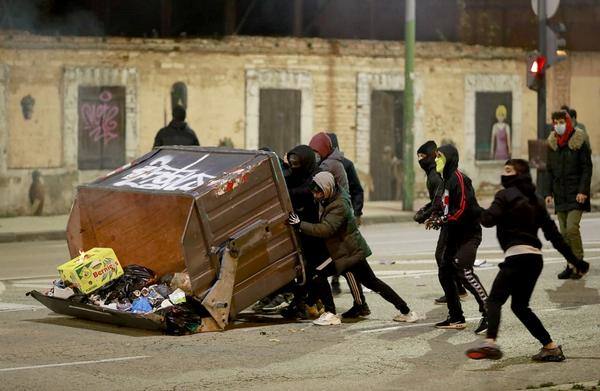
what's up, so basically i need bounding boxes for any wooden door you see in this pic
[258,89,301,158]
[78,86,126,170]
[370,90,403,201]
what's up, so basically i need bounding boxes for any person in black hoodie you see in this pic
[326,132,366,299]
[153,105,200,147]
[414,140,468,305]
[425,144,488,334]
[466,159,590,361]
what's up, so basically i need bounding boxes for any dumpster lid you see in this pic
[87,147,270,195]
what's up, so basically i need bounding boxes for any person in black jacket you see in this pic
[414,140,468,305]
[153,105,200,148]
[544,110,593,280]
[425,144,488,334]
[466,159,590,361]
[326,133,366,305]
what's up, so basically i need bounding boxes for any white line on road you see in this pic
[0,356,151,373]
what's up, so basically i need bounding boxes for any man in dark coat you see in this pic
[544,110,593,279]
[425,144,488,334]
[153,105,200,147]
[414,140,468,304]
[288,172,419,326]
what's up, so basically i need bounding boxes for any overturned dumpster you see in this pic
[30,147,304,333]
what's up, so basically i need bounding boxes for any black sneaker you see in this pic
[474,317,488,335]
[557,266,574,280]
[434,295,447,305]
[341,303,371,319]
[571,261,590,280]
[531,345,565,362]
[435,317,467,330]
[331,277,342,296]
[466,342,503,360]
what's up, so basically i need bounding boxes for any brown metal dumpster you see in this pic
[47,146,304,332]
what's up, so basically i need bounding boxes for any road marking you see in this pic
[0,275,55,282]
[357,305,598,334]
[0,302,44,312]
[0,356,150,372]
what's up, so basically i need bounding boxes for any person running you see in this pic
[466,159,590,361]
[288,172,419,326]
[425,144,488,334]
[414,140,468,305]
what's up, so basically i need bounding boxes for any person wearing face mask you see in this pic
[288,171,420,326]
[466,159,589,361]
[424,144,489,334]
[544,110,593,280]
[414,140,468,305]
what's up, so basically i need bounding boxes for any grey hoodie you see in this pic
[320,148,349,192]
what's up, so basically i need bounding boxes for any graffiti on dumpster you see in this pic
[113,154,216,191]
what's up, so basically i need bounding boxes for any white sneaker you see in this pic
[393,311,420,323]
[313,312,341,326]
[474,259,487,267]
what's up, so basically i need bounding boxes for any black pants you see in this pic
[438,228,488,320]
[347,259,410,314]
[486,254,552,346]
[435,230,467,295]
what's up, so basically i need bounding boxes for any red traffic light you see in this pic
[530,55,546,77]
[527,53,546,91]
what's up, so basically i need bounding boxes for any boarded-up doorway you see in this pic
[259,89,301,157]
[78,86,126,170]
[370,90,404,201]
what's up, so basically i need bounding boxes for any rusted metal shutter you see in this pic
[78,86,126,170]
[370,90,403,201]
[258,88,301,158]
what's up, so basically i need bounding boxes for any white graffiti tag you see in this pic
[113,154,216,191]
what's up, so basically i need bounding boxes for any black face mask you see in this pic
[418,156,435,172]
[501,174,520,189]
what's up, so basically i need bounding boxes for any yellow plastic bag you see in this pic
[57,248,124,294]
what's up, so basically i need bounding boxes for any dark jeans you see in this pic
[438,228,488,320]
[435,229,468,295]
[486,254,552,346]
[347,259,410,314]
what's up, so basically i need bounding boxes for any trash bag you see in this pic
[95,265,157,302]
[131,297,153,313]
[164,304,203,335]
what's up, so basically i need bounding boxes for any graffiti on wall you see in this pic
[80,90,120,145]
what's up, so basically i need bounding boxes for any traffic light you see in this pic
[546,22,567,66]
[527,52,546,91]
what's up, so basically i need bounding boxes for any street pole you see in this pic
[537,0,547,140]
[402,0,415,211]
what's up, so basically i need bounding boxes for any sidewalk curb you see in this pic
[0,230,66,243]
[361,214,414,225]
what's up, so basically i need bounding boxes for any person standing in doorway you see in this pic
[544,110,593,279]
[153,105,200,147]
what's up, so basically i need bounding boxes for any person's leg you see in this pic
[565,209,584,260]
[454,236,488,315]
[342,271,366,306]
[485,262,515,341]
[510,254,552,346]
[349,259,410,314]
[556,211,569,246]
[438,234,464,321]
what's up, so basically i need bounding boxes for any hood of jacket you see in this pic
[417,140,437,173]
[437,144,459,179]
[169,120,188,130]
[547,128,586,151]
[328,148,345,163]
[313,171,337,200]
[309,132,333,159]
[327,132,340,150]
[286,145,318,181]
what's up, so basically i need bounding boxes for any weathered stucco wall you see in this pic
[0,34,597,215]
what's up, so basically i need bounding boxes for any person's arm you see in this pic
[506,125,512,156]
[153,130,163,148]
[190,129,200,146]
[479,192,505,228]
[346,162,364,216]
[544,147,554,201]
[577,141,593,197]
[490,126,497,159]
[299,203,346,238]
[539,204,585,268]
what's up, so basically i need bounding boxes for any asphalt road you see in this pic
[1,215,600,391]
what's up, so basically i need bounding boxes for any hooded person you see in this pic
[326,133,364,219]
[309,132,349,192]
[153,105,200,147]
[414,140,468,304]
[424,144,489,334]
[466,159,589,361]
[544,110,593,279]
[288,171,419,326]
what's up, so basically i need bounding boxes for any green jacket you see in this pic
[545,128,593,212]
[299,190,372,273]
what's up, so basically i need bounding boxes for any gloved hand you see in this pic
[288,212,301,228]
[414,207,428,224]
[425,215,446,230]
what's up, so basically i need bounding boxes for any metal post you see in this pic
[402,0,415,211]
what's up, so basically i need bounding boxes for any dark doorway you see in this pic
[370,90,404,201]
[258,89,301,157]
[78,86,126,170]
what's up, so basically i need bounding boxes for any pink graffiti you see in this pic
[80,91,120,145]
